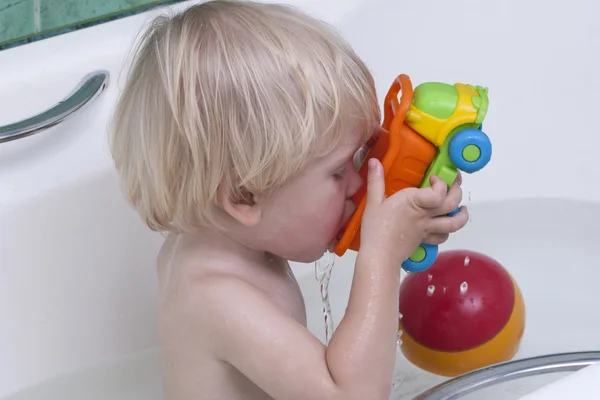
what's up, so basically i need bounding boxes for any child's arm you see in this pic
[195,261,399,400]
[195,160,466,400]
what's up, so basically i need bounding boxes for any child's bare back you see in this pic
[109,1,468,399]
[156,231,305,399]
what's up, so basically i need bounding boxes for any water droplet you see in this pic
[460,281,468,294]
[427,285,435,296]
[467,191,473,223]
[443,286,447,294]
[398,312,403,321]
[427,274,433,282]
[464,256,470,267]
[400,233,405,241]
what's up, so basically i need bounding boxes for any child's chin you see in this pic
[326,230,344,253]
[287,248,331,264]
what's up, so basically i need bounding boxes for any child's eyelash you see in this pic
[333,167,346,180]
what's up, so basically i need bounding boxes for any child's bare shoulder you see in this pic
[156,233,305,327]
[156,234,287,399]
[157,233,249,306]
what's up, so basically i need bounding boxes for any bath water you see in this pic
[314,251,336,344]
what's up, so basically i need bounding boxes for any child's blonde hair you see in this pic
[109,0,380,233]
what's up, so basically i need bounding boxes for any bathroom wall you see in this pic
[0,0,187,50]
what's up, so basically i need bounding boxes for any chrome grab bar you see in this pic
[411,351,600,400]
[0,70,110,144]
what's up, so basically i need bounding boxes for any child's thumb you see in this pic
[365,158,385,208]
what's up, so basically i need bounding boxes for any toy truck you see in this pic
[334,74,492,273]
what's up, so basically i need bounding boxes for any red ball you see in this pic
[398,249,525,377]
[399,250,516,352]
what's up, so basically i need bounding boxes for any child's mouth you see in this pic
[329,205,356,252]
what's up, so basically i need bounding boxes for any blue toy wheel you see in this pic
[449,128,492,174]
[448,206,460,217]
[402,243,439,273]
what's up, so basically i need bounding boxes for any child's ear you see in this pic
[220,185,262,227]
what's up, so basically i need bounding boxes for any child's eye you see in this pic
[333,167,346,180]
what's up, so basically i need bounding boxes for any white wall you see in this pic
[0,0,598,397]
[335,0,600,203]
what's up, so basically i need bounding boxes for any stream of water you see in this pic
[314,251,336,344]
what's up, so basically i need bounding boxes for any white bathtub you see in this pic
[1,0,599,398]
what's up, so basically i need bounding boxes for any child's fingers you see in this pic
[365,158,385,209]
[428,206,469,234]
[422,232,449,246]
[413,175,447,209]
[454,171,463,186]
[435,181,463,216]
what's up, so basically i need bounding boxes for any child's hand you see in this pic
[422,171,466,246]
[359,158,468,265]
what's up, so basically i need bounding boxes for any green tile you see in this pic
[39,0,165,31]
[0,0,35,45]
